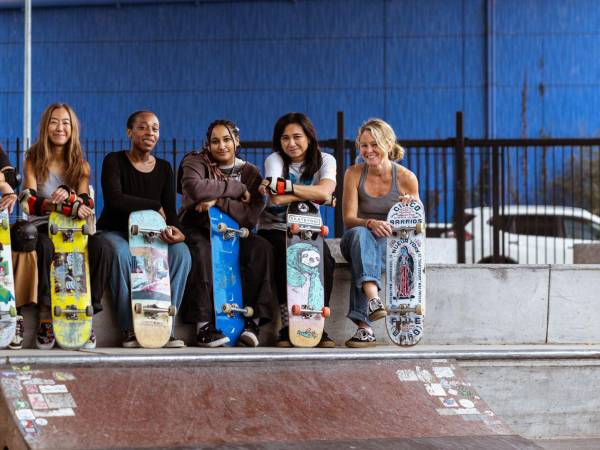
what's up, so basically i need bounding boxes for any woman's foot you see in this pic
[36,320,56,350]
[345,327,376,348]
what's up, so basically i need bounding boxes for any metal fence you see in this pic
[3,111,600,264]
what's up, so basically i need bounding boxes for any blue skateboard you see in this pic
[208,207,253,346]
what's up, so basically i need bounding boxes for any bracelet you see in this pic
[366,219,375,229]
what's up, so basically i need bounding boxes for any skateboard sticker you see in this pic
[130,247,170,302]
[52,252,87,295]
[287,242,323,311]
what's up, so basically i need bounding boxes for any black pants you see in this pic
[181,226,276,325]
[257,228,335,307]
[33,223,114,313]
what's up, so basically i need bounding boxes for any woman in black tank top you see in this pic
[340,118,420,348]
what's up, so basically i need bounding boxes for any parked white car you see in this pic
[461,206,600,264]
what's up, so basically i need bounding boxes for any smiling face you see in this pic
[209,124,238,166]
[280,123,309,163]
[47,107,72,148]
[358,129,389,167]
[127,112,159,153]
[300,249,320,268]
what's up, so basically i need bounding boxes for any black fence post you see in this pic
[491,144,500,262]
[454,111,466,263]
[334,111,345,237]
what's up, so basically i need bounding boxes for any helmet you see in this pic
[11,220,38,252]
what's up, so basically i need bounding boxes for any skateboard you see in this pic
[286,201,330,347]
[129,210,175,349]
[0,210,16,348]
[209,207,253,346]
[385,200,426,346]
[49,212,93,349]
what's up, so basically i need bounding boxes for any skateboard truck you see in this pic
[130,225,163,244]
[217,223,249,240]
[289,224,328,240]
[388,303,424,315]
[54,304,93,319]
[134,302,176,317]
[291,304,331,318]
[221,303,254,318]
[49,223,90,242]
[0,306,17,318]
[392,222,426,239]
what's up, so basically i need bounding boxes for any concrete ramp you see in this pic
[0,357,539,449]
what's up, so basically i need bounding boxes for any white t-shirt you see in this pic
[258,152,336,231]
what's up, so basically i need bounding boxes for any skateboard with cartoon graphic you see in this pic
[0,209,16,348]
[129,210,175,349]
[209,207,253,346]
[286,201,330,347]
[385,200,426,346]
[49,212,93,349]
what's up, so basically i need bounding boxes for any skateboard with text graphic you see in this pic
[129,210,175,349]
[209,207,253,346]
[49,212,93,349]
[385,200,426,346]
[286,201,330,347]
[0,209,16,348]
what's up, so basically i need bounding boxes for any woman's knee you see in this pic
[169,242,192,270]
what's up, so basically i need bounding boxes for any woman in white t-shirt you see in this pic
[258,112,336,347]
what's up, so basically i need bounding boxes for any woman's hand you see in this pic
[398,193,418,204]
[76,203,94,219]
[368,219,393,238]
[51,187,70,204]
[161,225,185,244]
[0,192,17,213]
[240,190,251,203]
[195,199,217,213]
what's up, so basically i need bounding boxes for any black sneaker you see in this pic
[8,315,24,350]
[122,331,140,348]
[345,328,377,348]
[317,330,336,348]
[36,320,56,350]
[368,297,387,322]
[239,320,259,347]
[275,326,291,348]
[196,323,229,348]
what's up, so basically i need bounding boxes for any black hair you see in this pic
[126,110,156,129]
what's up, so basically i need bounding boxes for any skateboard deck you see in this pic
[49,212,93,349]
[129,210,175,349]
[0,210,16,348]
[209,207,252,346]
[385,200,426,346]
[286,201,330,347]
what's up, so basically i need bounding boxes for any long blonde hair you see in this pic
[356,118,405,161]
[26,103,85,189]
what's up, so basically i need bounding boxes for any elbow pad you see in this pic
[78,193,94,209]
[2,168,21,189]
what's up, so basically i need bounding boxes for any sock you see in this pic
[253,318,260,326]
[196,321,209,333]
[279,304,289,327]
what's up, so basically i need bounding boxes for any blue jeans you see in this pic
[97,231,191,335]
[340,226,386,325]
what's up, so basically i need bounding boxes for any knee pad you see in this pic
[11,220,38,252]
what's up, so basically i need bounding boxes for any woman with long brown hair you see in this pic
[17,103,113,350]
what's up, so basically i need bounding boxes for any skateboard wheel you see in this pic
[217,223,227,233]
[9,306,16,317]
[134,303,143,314]
[239,227,250,238]
[243,306,254,318]
[290,223,300,234]
[415,223,424,234]
[320,225,329,237]
[415,304,424,315]
[53,306,62,317]
[0,218,8,230]
[321,306,331,318]
[85,305,94,317]
[291,304,302,316]
[82,224,90,235]
[222,303,233,314]
[49,224,58,235]
[130,224,139,236]
[168,305,177,316]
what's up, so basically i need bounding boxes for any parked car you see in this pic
[460,206,600,264]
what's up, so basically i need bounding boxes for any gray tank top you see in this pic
[29,171,65,226]
[357,162,402,221]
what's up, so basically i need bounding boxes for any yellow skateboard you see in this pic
[49,212,93,349]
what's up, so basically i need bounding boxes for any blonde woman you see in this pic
[341,118,419,347]
[17,103,113,350]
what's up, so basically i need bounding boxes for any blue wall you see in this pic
[2,0,600,142]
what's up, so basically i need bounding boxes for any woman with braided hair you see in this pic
[16,103,113,350]
[177,119,275,347]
